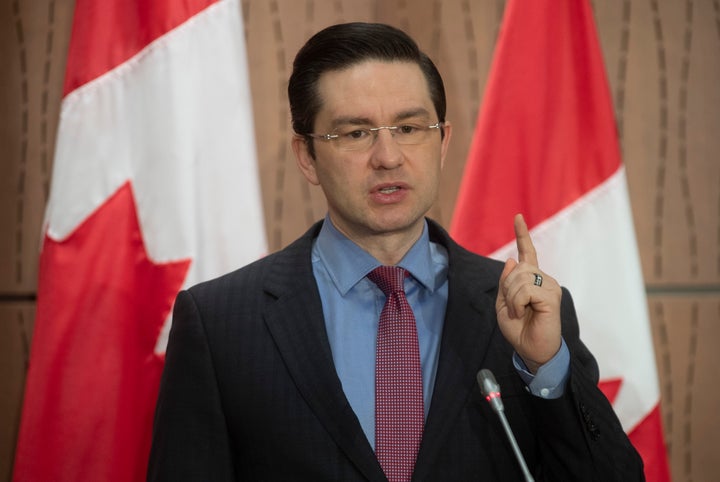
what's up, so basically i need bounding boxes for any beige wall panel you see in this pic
[649,296,720,481]
[606,0,720,285]
[0,303,35,482]
[0,0,73,293]
[434,0,506,226]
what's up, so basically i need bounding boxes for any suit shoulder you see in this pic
[185,221,321,300]
[187,252,273,294]
[426,218,506,276]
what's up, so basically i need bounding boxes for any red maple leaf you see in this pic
[14,182,190,481]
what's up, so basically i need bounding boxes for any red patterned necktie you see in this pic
[367,266,424,482]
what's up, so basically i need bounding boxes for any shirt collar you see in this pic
[314,216,438,296]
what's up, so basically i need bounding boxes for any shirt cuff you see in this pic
[513,338,570,399]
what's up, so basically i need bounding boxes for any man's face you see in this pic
[293,60,452,245]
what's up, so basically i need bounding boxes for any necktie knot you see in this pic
[367,266,407,297]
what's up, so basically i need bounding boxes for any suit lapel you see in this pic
[413,222,503,480]
[261,222,386,482]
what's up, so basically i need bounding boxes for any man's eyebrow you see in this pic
[328,116,373,130]
[393,108,432,122]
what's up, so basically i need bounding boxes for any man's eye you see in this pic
[344,129,368,139]
[398,125,418,134]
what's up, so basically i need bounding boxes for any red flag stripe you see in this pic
[629,405,671,482]
[63,0,217,96]
[450,0,619,254]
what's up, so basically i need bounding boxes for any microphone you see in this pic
[477,369,535,482]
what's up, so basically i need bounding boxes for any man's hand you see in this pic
[495,214,562,373]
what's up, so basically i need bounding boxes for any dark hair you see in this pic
[288,22,446,155]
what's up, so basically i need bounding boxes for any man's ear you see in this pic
[439,121,452,170]
[292,135,320,186]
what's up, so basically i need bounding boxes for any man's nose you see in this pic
[369,128,404,169]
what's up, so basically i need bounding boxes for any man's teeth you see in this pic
[379,186,400,194]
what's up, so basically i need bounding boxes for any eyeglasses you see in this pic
[306,122,445,152]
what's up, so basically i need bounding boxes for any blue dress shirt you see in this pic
[311,217,569,448]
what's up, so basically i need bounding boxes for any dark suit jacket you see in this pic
[148,219,644,481]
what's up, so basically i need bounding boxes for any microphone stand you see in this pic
[477,369,535,482]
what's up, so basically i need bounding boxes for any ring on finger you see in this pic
[533,273,543,287]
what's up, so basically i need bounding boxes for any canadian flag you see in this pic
[450,0,671,480]
[12,0,266,480]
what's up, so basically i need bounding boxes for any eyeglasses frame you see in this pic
[304,122,446,151]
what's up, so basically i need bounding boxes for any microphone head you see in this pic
[477,369,499,396]
[477,368,504,412]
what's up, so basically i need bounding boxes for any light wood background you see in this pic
[1,1,718,480]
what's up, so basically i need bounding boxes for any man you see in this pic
[148,22,644,481]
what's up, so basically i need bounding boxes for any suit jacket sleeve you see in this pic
[147,289,236,481]
[529,287,646,481]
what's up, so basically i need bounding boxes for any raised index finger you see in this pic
[514,213,539,267]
